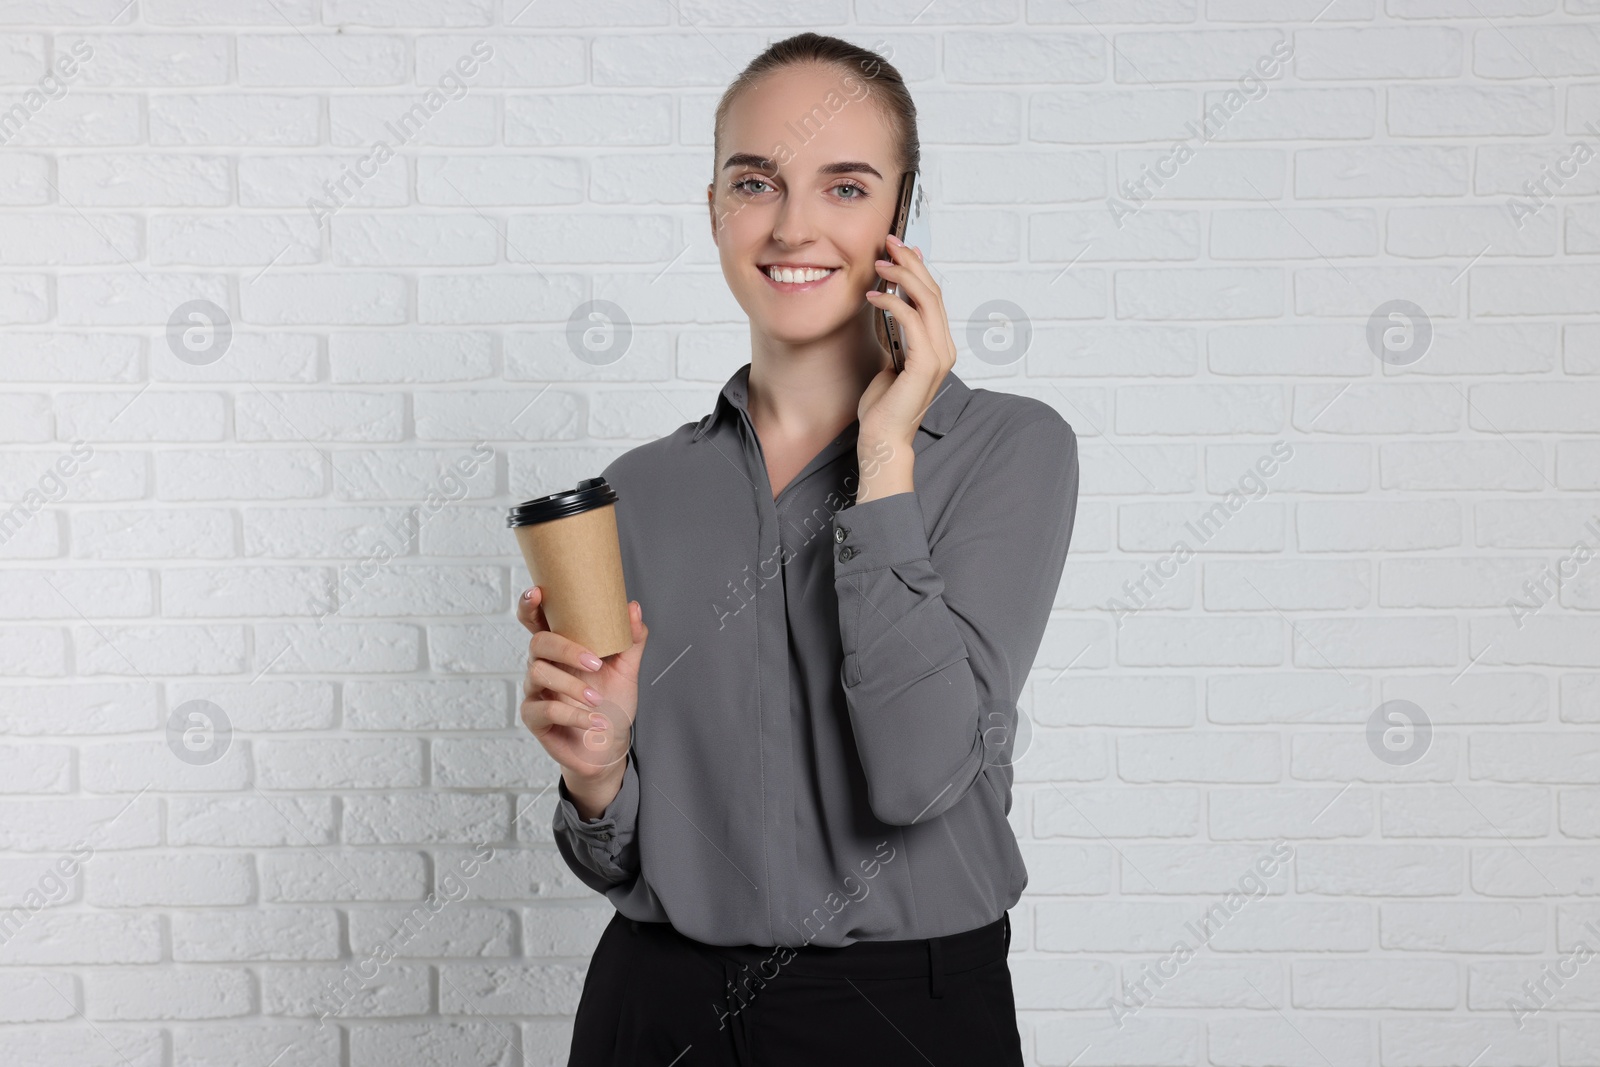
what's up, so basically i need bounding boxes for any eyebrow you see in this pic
[721,153,883,180]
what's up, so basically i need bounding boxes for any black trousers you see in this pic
[566,910,1024,1066]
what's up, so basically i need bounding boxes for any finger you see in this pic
[520,694,599,735]
[872,265,941,340]
[883,235,940,301]
[622,600,647,647]
[617,601,649,668]
[527,657,603,711]
[872,270,955,376]
[877,244,947,338]
[529,626,604,674]
[884,234,950,338]
[865,288,934,363]
[516,586,548,636]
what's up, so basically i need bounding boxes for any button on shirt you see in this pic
[551,361,1080,948]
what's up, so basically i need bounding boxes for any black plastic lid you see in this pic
[506,476,618,527]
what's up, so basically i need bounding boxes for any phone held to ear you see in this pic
[874,170,931,373]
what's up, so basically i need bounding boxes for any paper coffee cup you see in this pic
[508,477,633,659]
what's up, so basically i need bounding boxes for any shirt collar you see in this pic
[692,361,972,443]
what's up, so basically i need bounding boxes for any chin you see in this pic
[756,289,873,336]
[755,305,856,344]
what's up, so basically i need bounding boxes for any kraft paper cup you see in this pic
[508,477,633,660]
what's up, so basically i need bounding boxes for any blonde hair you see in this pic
[711,32,920,181]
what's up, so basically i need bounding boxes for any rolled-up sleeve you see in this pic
[830,414,1078,826]
[551,751,642,893]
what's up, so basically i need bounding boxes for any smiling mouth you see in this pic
[760,265,839,290]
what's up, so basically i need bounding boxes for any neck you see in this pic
[746,306,889,443]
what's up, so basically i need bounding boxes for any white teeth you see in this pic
[765,266,836,284]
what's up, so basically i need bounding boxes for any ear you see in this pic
[706,183,718,246]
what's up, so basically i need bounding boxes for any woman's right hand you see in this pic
[516,585,648,818]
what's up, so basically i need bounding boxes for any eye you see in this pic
[833,181,867,200]
[730,177,773,196]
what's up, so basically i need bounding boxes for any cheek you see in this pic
[717,209,767,256]
[851,229,887,268]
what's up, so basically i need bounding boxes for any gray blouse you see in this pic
[551,361,1079,948]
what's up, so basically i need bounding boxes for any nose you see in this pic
[770,191,817,248]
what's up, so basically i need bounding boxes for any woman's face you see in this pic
[708,63,900,347]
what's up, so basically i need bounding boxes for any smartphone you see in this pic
[874,170,931,373]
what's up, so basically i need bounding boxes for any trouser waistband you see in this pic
[628,912,1011,997]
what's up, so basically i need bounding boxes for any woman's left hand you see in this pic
[860,233,958,446]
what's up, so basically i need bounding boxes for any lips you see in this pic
[759,264,839,292]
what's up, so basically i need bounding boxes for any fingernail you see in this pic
[875,259,892,267]
[580,652,603,671]
[584,687,603,707]
[522,588,533,601]
[590,713,607,730]
[887,233,903,245]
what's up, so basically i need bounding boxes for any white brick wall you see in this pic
[0,2,1597,1064]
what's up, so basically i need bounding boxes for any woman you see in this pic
[518,32,1079,1066]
